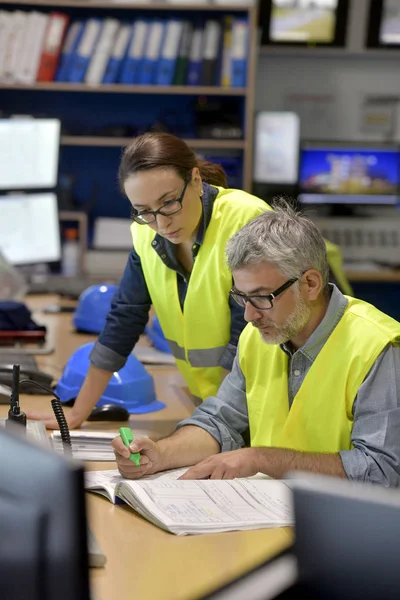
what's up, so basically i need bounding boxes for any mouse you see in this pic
[0,383,12,404]
[87,404,130,422]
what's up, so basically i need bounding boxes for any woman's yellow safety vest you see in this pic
[132,187,269,402]
[239,296,400,453]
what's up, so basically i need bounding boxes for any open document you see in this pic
[85,469,293,535]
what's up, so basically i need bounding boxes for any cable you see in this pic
[50,398,72,455]
[6,364,27,431]
[19,378,72,455]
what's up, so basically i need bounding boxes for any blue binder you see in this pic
[119,19,148,85]
[67,18,103,83]
[102,23,132,84]
[155,19,183,86]
[55,21,84,82]
[139,20,165,85]
[231,18,248,88]
[186,23,204,86]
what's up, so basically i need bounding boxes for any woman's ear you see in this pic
[191,167,202,191]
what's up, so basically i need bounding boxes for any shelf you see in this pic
[260,47,400,60]
[0,0,255,10]
[345,270,400,283]
[61,136,246,149]
[0,82,247,95]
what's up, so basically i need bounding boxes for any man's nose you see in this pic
[244,301,263,323]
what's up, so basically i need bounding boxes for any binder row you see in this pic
[0,10,249,87]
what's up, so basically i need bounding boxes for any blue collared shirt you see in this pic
[177,285,400,486]
[90,183,247,372]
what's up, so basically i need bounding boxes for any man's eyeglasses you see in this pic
[230,278,298,310]
[131,178,190,225]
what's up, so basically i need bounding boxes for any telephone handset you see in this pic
[0,365,53,394]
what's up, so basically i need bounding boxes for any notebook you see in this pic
[84,468,293,536]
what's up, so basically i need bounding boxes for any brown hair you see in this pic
[118,132,227,190]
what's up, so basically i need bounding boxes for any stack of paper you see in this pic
[52,430,127,461]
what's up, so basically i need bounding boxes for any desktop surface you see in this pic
[0,293,293,600]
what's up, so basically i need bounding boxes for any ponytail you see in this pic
[197,159,228,188]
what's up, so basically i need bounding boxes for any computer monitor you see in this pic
[259,0,349,47]
[367,0,400,48]
[291,473,400,600]
[0,427,90,600]
[0,119,60,191]
[0,193,61,265]
[298,141,400,206]
[202,474,400,600]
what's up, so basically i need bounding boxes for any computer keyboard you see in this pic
[0,353,38,370]
[27,275,102,299]
[87,525,107,568]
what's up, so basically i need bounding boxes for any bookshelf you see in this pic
[0,0,258,198]
[61,136,247,149]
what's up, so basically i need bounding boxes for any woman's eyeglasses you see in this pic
[131,178,190,225]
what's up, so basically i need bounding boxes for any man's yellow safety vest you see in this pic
[239,296,400,452]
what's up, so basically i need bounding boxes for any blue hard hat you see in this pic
[73,283,119,334]
[145,315,172,354]
[55,342,166,414]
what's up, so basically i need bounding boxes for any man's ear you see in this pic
[303,270,323,301]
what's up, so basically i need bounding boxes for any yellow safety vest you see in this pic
[239,296,400,453]
[325,239,353,296]
[132,187,269,401]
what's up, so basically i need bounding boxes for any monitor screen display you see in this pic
[379,0,400,43]
[366,0,400,48]
[259,0,349,47]
[0,193,61,265]
[298,144,400,205]
[0,119,60,190]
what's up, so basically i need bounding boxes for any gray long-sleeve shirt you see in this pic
[177,285,400,487]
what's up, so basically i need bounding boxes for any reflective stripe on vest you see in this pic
[132,186,270,400]
[166,338,226,368]
[239,296,400,453]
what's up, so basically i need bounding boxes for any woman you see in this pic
[30,133,272,428]
[30,133,351,429]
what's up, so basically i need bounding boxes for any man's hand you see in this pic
[112,435,163,479]
[179,448,261,480]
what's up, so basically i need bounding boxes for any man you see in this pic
[113,201,400,486]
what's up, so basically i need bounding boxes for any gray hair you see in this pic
[226,198,329,286]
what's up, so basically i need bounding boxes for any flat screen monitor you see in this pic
[298,142,400,205]
[202,474,400,600]
[367,0,400,48]
[0,427,90,600]
[0,193,61,265]
[259,0,349,47]
[0,118,60,191]
[291,473,400,600]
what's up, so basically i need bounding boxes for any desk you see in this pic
[345,270,400,283]
[0,295,293,600]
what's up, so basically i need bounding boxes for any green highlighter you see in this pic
[119,427,141,467]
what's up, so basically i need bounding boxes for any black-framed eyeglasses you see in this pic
[230,278,298,311]
[131,177,190,225]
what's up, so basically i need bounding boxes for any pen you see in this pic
[119,427,141,467]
